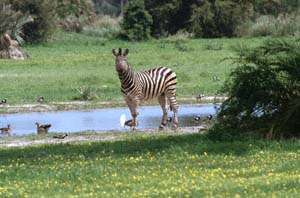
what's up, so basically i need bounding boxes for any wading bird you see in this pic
[35,122,51,134]
[0,124,11,136]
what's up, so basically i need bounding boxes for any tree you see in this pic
[119,0,152,41]
[0,2,32,59]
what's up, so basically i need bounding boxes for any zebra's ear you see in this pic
[123,48,129,57]
[112,48,118,56]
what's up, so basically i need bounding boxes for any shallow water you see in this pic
[0,104,219,136]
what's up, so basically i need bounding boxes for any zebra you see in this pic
[112,48,179,130]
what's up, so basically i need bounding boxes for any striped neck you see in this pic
[118,65,135,94]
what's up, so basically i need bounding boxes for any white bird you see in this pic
[120,114,126,127]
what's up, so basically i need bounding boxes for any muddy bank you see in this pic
[0,96,226,114]
[0,126,207,147]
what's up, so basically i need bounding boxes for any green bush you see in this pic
[119,0,153,41]
[189,0,253,38]
[56,0,95,33]
[56,0,94,19]
[8,0,57,43]
[211,39,300,139]
[144,0,187,37]
[144,0,253,38]
[239,13,300,37]
[81,15,120,38]
[94,0,120,16]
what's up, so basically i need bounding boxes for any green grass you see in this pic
[0,132,299,197]
[0,31,266,104]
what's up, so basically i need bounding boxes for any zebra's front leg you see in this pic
[126,98,139,130]
[158,95,168,130]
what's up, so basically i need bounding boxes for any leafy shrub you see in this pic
[204,41,223,51]
[56,0,95,33]
[56,0,95,19]
[163,29,193,43]
[0,2,33,45]
[119,0,153,41]
[94,0,120,16]
[211,39,300,139]
[246,15,277,37]
[74,86,99,101]
[8,0,57,43]
[81,15,120,38]
[144,0,187,37]
[239,13,300,37]
[189,0,253,38]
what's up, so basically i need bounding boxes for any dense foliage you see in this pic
[142,0,300,38]
[210,39,300,140]
[0,3,32,46]
[56,0,95,19]
[93,0,123,16]
[119,0,152,41]
[144,0,253,38]
[7,0,57,43]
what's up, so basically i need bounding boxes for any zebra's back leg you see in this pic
[158,94,168,130]
[125,98,139,130]
[167,95,179,130]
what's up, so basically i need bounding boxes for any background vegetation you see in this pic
[1,1,300,197]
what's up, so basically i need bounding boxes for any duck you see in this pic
[194,115,201,122]
[37,96,45,103]
[196,94,204,101]
[0,124,11,136]
[203,114,213,121]
[124,119,133,127]
[53,133,68,139]
[0,98,7,105]
[35,122,51,134]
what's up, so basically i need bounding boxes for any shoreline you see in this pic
[0,96,226,114]
[0,126,207,147]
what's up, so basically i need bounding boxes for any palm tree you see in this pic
[0,3,33,59]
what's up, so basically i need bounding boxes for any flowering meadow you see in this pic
[0,132,300,197]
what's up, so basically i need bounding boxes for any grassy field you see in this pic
[0,132,299,197]
[0,31,265,104]
[2,32,297,198]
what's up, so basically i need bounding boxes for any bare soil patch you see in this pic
[0,126,206,147]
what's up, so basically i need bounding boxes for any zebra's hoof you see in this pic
[159,125,165,130]
[171,124,178,131]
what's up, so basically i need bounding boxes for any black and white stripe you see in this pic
[112,48,179,130]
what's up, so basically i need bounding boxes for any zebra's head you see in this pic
[112,48,129,73]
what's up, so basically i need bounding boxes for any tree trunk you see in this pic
[120,0,125,17]
[0,33,29,60]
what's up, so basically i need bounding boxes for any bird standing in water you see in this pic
[35,122,51,134]
[0,124,11,136]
